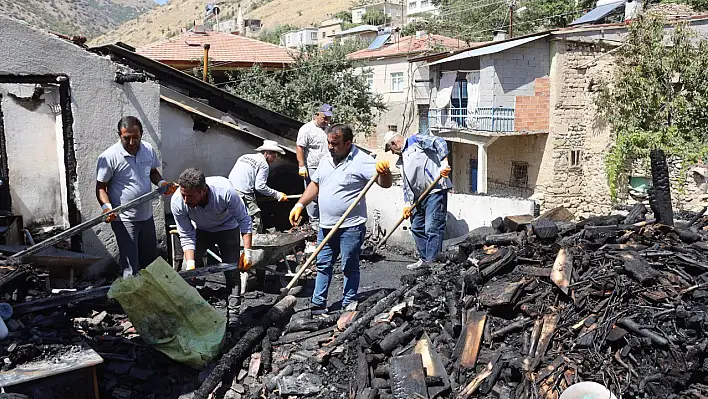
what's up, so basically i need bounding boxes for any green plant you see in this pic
[224,42,386,134]
[361,9,388,25]
[257,24,298,45]
[334,10,353,23]
[597,14,708,199]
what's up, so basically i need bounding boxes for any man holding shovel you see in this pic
[171,168,253,326]
[383,131,452,270]
[289,124,393,315]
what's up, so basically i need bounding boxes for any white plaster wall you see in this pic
[0,84,66,227]
[159,103,258,181]
[0,16,163,265]
[365,183,534,250]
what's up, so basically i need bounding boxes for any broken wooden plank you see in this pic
[485,232,523,246]
[247,352,261,378]
[389,353,428,399]
[479,279,526,307]
[355,347,369,394]
[337,311,358,331]
[531,219,559,240]
[617,318,668,347]
[503,215,534,232]
[413,332,450,399]
[537,206,574,222]
[516,265,552,277]
[531,313,560,370]
[551,248,573,295]
[620,251,660,283]
[457,310,486,370]
[624,203,648,225]
[491,217,506,233]
[491,318,532,340]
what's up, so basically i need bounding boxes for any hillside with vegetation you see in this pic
[0,0,156,38]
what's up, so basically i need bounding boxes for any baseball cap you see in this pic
[318,104,334,117]
[383,131,402,151]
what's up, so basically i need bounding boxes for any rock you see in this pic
[112,388,131,399]
[5,319,20,332]
[278,373,323,396]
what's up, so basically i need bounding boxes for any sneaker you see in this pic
[406,259,430,271]
[310,304,328,317]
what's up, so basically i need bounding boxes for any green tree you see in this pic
[258,24,298,45]
[334,10,353,23]
[597,14,708,199]
[361,9,388,26]
[224,42,386,134]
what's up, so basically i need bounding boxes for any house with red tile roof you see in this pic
[137,30,295,78]
[346,32,480,149]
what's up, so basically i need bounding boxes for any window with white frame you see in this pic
[390,72,404,92]
[421,0,429,6]
[311,32,317,40]
[364,73,374,91]
[409,1,417,9]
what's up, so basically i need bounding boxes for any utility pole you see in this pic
[508,0,516,38]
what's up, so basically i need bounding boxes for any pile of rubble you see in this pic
[223,204,708,399]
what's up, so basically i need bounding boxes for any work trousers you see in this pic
[304,174,319,228]
[194,228,241,296]
[238,193,262,234]
[311,223,366,308]
[111,217,158,279]
[410,190,448,262]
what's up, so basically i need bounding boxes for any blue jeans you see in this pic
[311,223,366,308]
[410,190,448,262]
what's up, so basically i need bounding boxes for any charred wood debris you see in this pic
[4,208,708,398]
[251,204,708,399]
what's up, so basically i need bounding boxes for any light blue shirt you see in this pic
[312,146,376,229]
[171,176,252,251]
[399,134,453,204]
[96,141,160,222]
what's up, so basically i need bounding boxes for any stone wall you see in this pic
[535,39,616,218]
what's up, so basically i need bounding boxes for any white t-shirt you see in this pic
[296,120,328,172]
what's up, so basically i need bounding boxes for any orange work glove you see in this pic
[440,159,451,178]
[239,249,253,271]
[102,204,117,223]
[158,180,177,195]
[402,206,412,219]
[298,166,308,179]
[375,159,390,174]
[277,192,288,202]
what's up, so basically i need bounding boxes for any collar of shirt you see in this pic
[404,136,419,152]
[330,145,358,167]
[117,141,144,158]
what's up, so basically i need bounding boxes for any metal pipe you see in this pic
[22,229,35,246]
[203,44,211,82]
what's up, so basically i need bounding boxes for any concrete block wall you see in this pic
[478,39,551,109]
[515,77,551,132]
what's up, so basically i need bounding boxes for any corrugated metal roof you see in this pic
[570,1,625,26]
[336,25,379,36]
[428,34,549,66]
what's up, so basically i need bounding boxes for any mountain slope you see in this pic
[90,0,353,48]
[0,0,156,38]
[90,0,255,47]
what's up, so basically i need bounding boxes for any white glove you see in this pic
[277,192,287,202]
[185,259,196,271]
[298,166,308,178]
[244,248,253,265]
[440,159,449,170]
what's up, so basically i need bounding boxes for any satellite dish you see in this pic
[204,3,221,19]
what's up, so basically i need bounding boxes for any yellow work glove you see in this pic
[184,259,196,271]
[375,159,390,174]
[289,203,304,226]
[101,203,117,223]
[402,206,412,219]
[298,166,308,179]
[158,180,177,195]
[239,249,253,271]
[277,192,288,202]
[440,159,451,178]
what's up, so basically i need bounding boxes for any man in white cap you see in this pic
[383,131,452,270]
[296,104,333,229]
[229,140,288,233]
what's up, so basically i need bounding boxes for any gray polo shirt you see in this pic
[96,141,160,222]
[296,120,328,172]
[312,146,376,229]
[228,153,278,198]
[171,176,252,251]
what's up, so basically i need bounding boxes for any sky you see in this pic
[155,0,168,4]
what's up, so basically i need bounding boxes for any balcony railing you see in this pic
[429,107,515,132]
